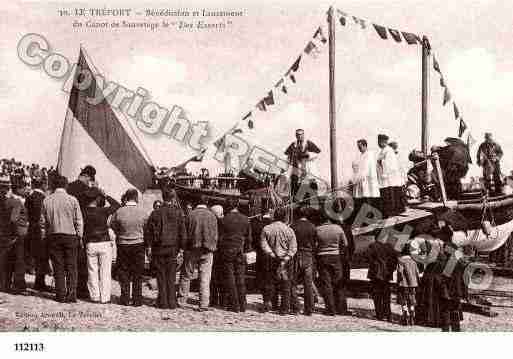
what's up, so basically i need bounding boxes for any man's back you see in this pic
[261,221,297,258]
[110,204,148,244]
[67,180,89,209]
[146,204,186,249]
[187,206,218,251]
[42,189,83,237]
[316,223,347,256]
[26,190,45,226]
[291,219,317,253]
[0,195,23,243]
[220,210,251,252]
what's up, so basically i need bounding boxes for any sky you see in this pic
[1,0,513,185]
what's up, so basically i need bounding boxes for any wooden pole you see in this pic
[421,36,431,155]
[328,7,338,190]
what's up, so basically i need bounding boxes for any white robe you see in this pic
[377,146,403,188]
[353,150,380,198]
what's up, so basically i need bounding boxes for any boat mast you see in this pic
[328,6,338,191]
[421,36,431,154]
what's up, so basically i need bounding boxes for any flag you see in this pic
[401,32,420,45]
[337,9,347,25]
[433,55,441,73]
[443,87,451,105]
[458,119,467,137]
[242,111,252,121]
[289,73,296,83]
[388,29,402,42]
[263,90,275,106]
[289,56,301,73]
[373,24,388,39]
[248,119,254,129]
[232,128,243,135]
[440,76,446,88]
[275,78,288,94]
[467,133,476,149]
[313,26,327,44]
[353,16,366,29]
[58,47,154,199]
[453,103,460,120]
[256,99,267,112]
[304,41,320,58]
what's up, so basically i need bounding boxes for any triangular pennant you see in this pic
[433,55,441,73]
[352,16,366,29]
[282,85,288,94]
[248,119,254,129]
[242,111,252,121]
[453,103,460,120]
[274,78,284,89]
[443,87,451,105]
[458,119,467,137]
[439,76,446,88]
[373,24,388,39]
[339,16,346,26]
[388,28,402,42]
[401,32,421,45]
[304,41,320,58]
[263,90,275,106]
[467,133,476,149]
[232,128,243,135]
[289,73,296,83]
[313,26,327,44]
[286,55,301,75]
[256,99,267,112]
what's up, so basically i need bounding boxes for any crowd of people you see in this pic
[0,160,472,332]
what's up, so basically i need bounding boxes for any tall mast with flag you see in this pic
[327,6,338,190]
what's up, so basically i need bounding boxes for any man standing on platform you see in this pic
[352,139,380,216]
[377,134,405,218]
[40,175,83,303]
[285,129,321,200]
[67,165,96,300]
[477,132,503,193]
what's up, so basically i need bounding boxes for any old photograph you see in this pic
[1,0,513,339]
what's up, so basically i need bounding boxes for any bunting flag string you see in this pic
[453,103,460,120]
[458,119,467,137]
[337,8,422,45]
[211,22,328,147]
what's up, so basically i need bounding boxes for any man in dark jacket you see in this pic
[25,179,48,291]
[67,165,96,299]
[366,238,398,321]
[178,195,218,311]
[0,176,26,293]
[218,198,252,312]
[290,206,317,316]
[145,189,187,310]
[477,132,503,194]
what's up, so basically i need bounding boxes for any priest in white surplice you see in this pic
[377,134,405,218]
[352,139,380,216]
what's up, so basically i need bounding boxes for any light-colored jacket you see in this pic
[40,188,83,238]
[377,146,403,188]
[353,150,380,198]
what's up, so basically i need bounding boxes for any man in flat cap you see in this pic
[477,132,503,194]
[67,165,96,300]
[377,134,405,218]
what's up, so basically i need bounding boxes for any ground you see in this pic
[1,275,513,332]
